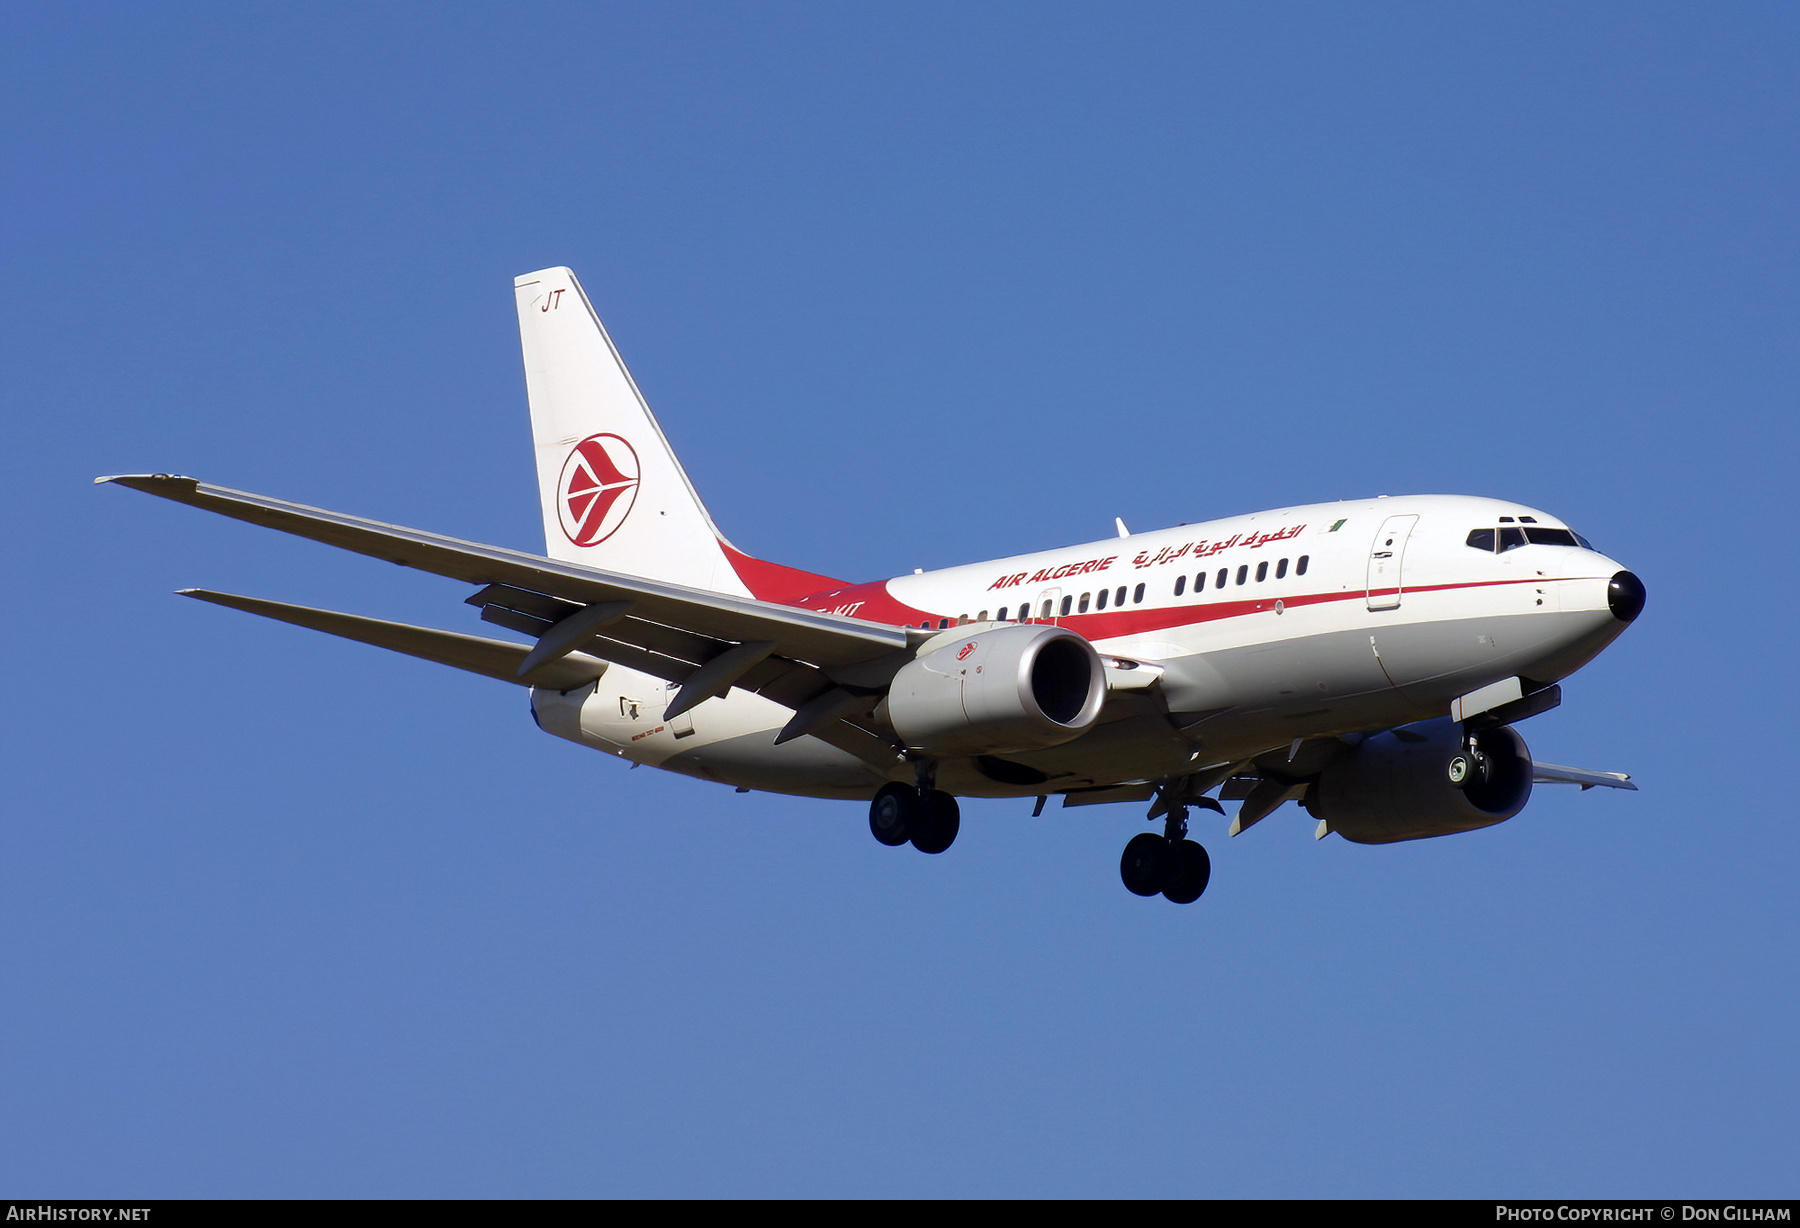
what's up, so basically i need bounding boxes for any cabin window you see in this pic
[1236,565,1248,585]
[1256,561,1268,582]
[1296,555,1309,576]
[1215,568,1227,589]
[1096,588,1109,609]
[1060,596,1073,616]
[1115,586,1127,606]
[1466,528,1496,552]
[920,621,930,629]
[1133,583,1145,604]
[1078,592,1091,613]
[995,606,1008,621]
[1195,572,1206,593]
[1276,558,1288,579]
[1041,600,1053,618]
[1173,576,1185,596]
[938,618,949,629]
[977,610,988,622]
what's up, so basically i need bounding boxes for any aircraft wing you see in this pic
[1531,762,1637,791]
[102,474,914,771]
[102,475,907,664]
[177,589,612,691]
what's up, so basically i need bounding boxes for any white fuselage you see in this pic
[530,493,1632,800]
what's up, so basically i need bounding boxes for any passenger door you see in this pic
[1365,514,1419,611]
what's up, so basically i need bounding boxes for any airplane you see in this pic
[99,266,1645,904]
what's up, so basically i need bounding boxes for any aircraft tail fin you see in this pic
[516,267,835,598]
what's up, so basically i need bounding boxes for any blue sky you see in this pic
[3,3,1795,1197]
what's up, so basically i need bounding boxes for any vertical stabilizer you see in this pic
[514,267,750,594]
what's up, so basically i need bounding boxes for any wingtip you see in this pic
[96,472,198,489]
[177,589,237,608]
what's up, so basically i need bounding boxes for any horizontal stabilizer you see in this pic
[1531,761,1636,791]
[178,589,607,690]
[1060,783,1158,808]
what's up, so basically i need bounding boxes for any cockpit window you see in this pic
[1470,524,1588,552]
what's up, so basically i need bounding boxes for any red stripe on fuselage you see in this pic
[788,574,1577,638]
[1045,576,1551,641]
[737,542,1587,644]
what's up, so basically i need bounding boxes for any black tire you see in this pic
[869,782,914,847]
[1161,840,1212,905]
[1120,833,1169,897]
[910,791,961,855]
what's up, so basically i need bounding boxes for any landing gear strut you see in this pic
[1119,803,1211,904]
[868,781,961,855]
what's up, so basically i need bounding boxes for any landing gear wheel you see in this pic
[869,783,914,847]
[910,791,961,855]
[1449,743,1491,790]
[1161,840,1211,904]
[1120,832,1169,897]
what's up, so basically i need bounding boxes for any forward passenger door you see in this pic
[1365,514,1419,611]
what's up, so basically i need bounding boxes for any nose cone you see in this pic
[1608,571,1646,623]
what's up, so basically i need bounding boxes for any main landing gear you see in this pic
[869,781,961,855]
[1120,805,1211,905]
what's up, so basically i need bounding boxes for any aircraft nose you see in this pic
[1608,571,1646,623]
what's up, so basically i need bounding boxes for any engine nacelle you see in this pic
[1303,717,1533,845]
[886,624,1106,757]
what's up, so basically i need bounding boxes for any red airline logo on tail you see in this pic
[556,433,640,546]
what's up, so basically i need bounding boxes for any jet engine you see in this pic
[1303,717,1533,844]
[885,624,1106,757]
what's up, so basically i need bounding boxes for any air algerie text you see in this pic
[988,556,1118,591]
[985,524,1310,591]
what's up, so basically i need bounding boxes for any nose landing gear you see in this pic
[1119,805,1212,904]
[1448,730,1495,789]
